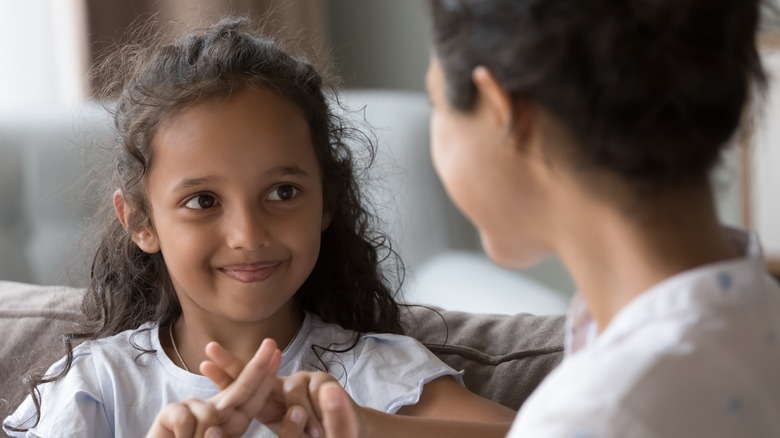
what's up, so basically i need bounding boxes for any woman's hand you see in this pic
[312,382,362,438]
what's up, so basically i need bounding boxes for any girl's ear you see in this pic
[113,189,161,253]
[472,66,533,148]
[321,210,333,232]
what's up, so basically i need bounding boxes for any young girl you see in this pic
[218,0,780,436]
[2,18,514,437]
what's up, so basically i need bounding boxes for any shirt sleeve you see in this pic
[2,347,112,437]
[343,333,464,414]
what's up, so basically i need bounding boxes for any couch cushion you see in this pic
[401,305,564,410]
[0,282,564,424]
[0,282,82,424]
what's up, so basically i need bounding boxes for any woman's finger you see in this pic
[280,373,325,438]
[277,405,309,438]
[319,382,360,438]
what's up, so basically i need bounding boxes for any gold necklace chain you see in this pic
[169,324,191,373]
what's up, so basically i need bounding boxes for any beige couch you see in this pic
[0,281,565,429]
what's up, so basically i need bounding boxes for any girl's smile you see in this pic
[217,261,283,283]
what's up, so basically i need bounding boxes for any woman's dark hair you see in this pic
[13,17,403,431]
[429,0,767,191]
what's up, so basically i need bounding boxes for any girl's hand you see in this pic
[203,342,344,437]
[146,399,223,438]
[146,338,282,438]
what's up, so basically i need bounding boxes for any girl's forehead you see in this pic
[147,88,320,181]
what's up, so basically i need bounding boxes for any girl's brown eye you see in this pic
[184,194,217,210]
[269,185,299,202]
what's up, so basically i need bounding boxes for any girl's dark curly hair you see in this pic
[12,16,403,431]
[429,0,767,193]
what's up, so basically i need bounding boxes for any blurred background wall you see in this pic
[2,0,777,288]
[0,0,430,109]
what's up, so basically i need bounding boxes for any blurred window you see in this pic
[0,0,88,108]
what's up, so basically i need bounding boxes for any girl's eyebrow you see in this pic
[172,166,310,192]
[173,176,223,192]
[264,166,309,178]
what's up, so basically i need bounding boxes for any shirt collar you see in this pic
[565,228,767,356]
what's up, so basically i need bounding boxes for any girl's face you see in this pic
[426,55,552,268]
[136,87,326,329]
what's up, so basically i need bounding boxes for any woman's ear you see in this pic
[113,189,160,253]
[472,66,533,148]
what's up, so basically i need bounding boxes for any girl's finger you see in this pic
[146,403,184,437]
[231,349,284,419]
[201,360,234,391]
[204,341,249,381]
[180,399,220,438]
[216,345,282,411]
[213,407,253,437]
[204,426,224,438]
[146,400,220,438]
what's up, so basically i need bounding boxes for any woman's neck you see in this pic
[555,184,741,332]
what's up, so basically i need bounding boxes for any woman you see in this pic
[302,0,780,436]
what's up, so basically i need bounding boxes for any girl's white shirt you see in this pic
[510,228,780,437]
[4,312,462,437]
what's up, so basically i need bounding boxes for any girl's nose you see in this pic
[226,207,270,250]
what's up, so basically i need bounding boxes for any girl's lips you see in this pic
[218,262,281,283]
